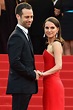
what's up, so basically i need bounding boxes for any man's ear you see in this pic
[16,14,20,20]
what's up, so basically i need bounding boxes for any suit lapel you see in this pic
[15,26,34,55]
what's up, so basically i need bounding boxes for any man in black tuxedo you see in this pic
[6,2,39,110]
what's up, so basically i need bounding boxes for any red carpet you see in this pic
[0,54,73,110]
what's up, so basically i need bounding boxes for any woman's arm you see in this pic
[42,41,63,76]
[0,0,6,16]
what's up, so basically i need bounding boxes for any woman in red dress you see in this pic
[37,17,65,110]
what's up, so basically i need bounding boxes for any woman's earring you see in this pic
[43,34,45,38]
[56,33,58,38]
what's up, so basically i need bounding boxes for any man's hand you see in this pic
[34,70,40,80]
[54,8,61,16]
[34,70,43,80]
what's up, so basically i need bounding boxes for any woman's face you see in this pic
[44,21,59,39]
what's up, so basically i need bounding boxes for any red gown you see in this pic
[43,50,64,110]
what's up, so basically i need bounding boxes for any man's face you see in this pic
[17,8,33,29]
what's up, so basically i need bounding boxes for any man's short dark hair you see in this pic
[15,2,32,16]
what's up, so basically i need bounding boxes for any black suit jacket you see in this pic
[6,26,38,94]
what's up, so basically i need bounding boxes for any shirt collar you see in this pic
[17,24,28,34]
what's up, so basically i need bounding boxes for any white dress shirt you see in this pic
[53,0,58,5]
[17,24,29,40]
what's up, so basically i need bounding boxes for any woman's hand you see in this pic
[34,70,43,76]
[36,70,43,76]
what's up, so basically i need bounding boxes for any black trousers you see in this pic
[12,94,32,110]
